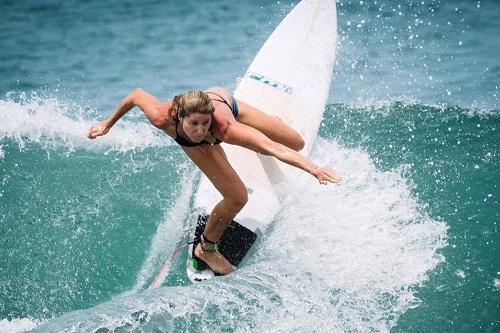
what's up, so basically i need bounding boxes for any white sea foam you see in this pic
[239,138,447,332]
[334,97,499,119]
[335,95,419,112]
[0,317,41,333]
[30,138,447,333]
[0,92,171,158]
[493,278,500,290]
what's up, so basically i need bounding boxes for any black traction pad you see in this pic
[192,214,257,274]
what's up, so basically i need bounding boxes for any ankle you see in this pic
[200,234,219,252]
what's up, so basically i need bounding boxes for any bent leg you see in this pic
[235,99,305,151]
[183,145,248,274]
[184,144,248,241]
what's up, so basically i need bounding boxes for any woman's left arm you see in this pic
[223,122,341,184]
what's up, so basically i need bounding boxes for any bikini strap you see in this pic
[205,91,234,112]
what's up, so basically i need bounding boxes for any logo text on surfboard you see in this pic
[247,72,293,95]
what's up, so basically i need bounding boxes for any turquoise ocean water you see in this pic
[0,0,498,332]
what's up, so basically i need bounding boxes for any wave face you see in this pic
[27,137,447,333]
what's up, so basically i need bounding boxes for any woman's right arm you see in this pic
[87,88,168,139]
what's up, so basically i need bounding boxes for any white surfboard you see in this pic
[186,0,337,282]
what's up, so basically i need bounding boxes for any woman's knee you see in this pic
[224,188,248,211]
[293,135,305,151]
[287,131,305,151]
[272,116,304,151]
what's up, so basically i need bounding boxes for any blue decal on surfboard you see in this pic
[247,72,293,95]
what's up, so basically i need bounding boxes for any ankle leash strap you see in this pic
[200,234,218,252]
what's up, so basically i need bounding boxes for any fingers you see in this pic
[329,170,342,183]
[316,168,342,184]
[87,124,102,139]
[87,125,97,139]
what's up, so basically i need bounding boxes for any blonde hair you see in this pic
[170,90,214,124]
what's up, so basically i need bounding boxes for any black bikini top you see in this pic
[173,91,235,147]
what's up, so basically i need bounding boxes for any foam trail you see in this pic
[0,92,170,156]
[133,166,198,290]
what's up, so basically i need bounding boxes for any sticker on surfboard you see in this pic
[246,71,294,95]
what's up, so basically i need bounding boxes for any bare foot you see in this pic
[194,243,235,275]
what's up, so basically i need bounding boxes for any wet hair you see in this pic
[169,90,215,124]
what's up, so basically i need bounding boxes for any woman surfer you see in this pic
[87,87,341,275]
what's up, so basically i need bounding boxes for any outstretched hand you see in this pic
[87,121,110,139]
[311,166,342,185]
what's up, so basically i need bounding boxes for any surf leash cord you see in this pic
[149,240,196,289]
